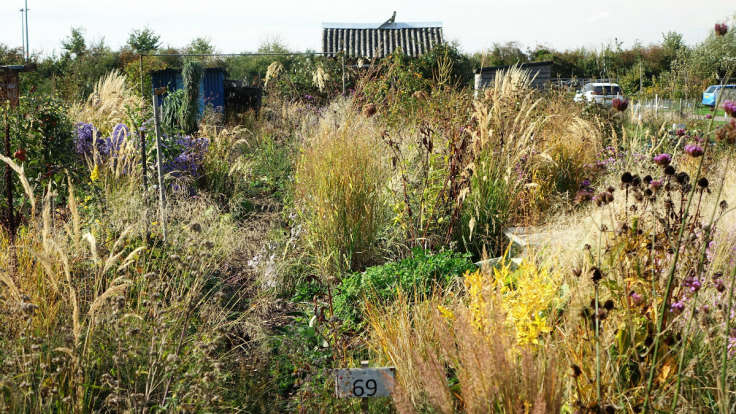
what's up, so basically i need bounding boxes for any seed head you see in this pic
[591,267,603,284]
[664,165,676,176]
[621,172,633,184]
[698,177,709,189]
[715,23,728,36]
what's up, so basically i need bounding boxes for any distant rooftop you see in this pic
[322,12,444,59]
[321,22,442,29]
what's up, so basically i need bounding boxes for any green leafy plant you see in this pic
[333,248,476,327]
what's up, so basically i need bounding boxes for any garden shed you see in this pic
[474,61,553,95]
[322,13,443,59]
[151,67,226,113]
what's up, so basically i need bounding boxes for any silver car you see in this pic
[574,83,624,105]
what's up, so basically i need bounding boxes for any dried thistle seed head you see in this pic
[571,364,582,378]
[643,175,652,184]
[698,177,709,189]
[632,175,642,187]
[664,165,676,176]
[591,267,603,283]
[621,172,633,184]
[676,172,689,185]
[604,299,615,311]
[607,186,615,193]
[720,200,728,211]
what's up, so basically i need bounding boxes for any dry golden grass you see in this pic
[366,286,564,413]
[69,70,144,135]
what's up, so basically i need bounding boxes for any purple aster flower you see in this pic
[74,122,101,155]
[653,153,672,166]
[670,299,685,315]
[684,144,704,157]
[706,114,713,120]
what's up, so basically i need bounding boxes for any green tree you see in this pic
[127,27,161,54]
[61,27,86,58]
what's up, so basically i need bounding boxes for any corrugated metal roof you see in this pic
[322,23,443,58]
[322,22,442,29]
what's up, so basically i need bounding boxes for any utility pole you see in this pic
[20,9,25,58]
[25,0,30,61]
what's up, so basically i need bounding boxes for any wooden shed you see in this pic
[322,13,443,59]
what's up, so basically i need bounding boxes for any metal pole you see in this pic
[24,0,29,61]
[152,91,167,242]
[20,9,25,58]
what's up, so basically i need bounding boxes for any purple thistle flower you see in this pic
[612,97,628,111]
[706,114,713,120]
[723,100,736,118]
[676,128,686,137]
[715,23,728,36]
[650,179,663,191]
[653,153,672,166]
[684,144,704,157]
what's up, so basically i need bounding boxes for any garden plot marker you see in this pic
[334,366,395,398]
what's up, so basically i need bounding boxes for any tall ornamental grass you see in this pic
[294,105,389,276]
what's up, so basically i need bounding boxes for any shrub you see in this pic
[333,248,476,327]
[294,105,389,275]
[180,61,203,134]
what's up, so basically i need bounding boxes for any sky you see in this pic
[1,0,734,56]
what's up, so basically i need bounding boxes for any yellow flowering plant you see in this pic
[465,257,561,347]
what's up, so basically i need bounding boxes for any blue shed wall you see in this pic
[151,68,226,115]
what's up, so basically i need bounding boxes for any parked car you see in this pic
[702,84,736,107]
[574,83,624,105]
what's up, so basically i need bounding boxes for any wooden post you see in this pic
[341,53,346,96]
[3,106,14,243]
[139,54,144,99]
[152,90,167,242]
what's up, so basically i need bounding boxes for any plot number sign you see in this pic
[335,367,395,398]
